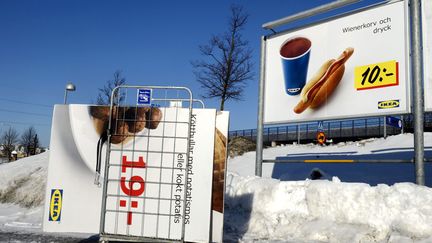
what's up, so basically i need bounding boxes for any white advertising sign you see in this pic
[43,105,228,243]
[103,107,215,241]
[423,0,432,111]
[43,105,102,233]
[264,1,410,124]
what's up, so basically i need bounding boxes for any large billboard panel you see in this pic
[43,105,228,242]
[264,1,410,124]
[423,0,432,111]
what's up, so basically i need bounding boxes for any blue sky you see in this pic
[0,0,384,147]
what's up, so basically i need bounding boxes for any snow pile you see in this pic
[0,152,48,208]
[225,174,432,242]
[224,133,432,242]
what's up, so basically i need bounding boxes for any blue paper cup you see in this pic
[280,36,312,95]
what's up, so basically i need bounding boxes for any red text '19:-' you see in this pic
[119,155,146,225]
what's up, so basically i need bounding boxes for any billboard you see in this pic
[264,1,410,124]
[423,0,432,111]
[43,105,229,242]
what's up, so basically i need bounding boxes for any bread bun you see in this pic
[293,47,354,114]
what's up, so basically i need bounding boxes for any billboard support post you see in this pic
[410,0,425,185]
[256,36,266,177]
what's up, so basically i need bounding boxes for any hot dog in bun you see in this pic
[294,47,354,114]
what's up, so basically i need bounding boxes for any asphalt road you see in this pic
[0,231,97,243]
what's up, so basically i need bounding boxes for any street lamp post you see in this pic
[64,82,76,104]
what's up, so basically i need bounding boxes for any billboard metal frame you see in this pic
[256,0,426,185]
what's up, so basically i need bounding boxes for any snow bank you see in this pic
[225,173,432,242]
[307,180,432,239]
[0,153,48,208]
[224,133,432,242]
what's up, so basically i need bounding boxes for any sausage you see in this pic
[294,47,354,114]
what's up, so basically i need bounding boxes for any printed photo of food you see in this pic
[294,47,354,114]
[89,106,162,144]
[212,128,227,213]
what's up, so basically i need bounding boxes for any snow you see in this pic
[0,204,42,230]
[0,153,47,208]
[0,153,47,233]
[225,176,432,242]
[1,134,432,242]
[226,133,432,242]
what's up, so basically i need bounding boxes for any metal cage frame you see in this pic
[98,85,202,242]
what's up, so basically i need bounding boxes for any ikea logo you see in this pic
[378,100,400,109]
[49,189,63,222]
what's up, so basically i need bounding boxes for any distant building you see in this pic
[11,150,18,161]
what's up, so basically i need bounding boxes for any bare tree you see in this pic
[192,5,254,111]
[21,126,37,156]
[33,134,39,154]
[1,127,19,161]
[96,70,127,105]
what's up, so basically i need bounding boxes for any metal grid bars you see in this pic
[99,86,194,242]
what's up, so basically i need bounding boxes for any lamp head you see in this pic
[66,83,76,91]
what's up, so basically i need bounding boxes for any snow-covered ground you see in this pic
[1,133,432,242]
[0,152,47,232]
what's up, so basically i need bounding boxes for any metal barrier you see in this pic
[230,113,432,144]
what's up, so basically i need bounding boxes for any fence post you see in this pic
[400,115,404,134]
[267,127,270,143]
[365,119,367,137]
[276,127,279,141]
[297,124,300,144]
[384,116,387,138]
[378,118,381,136]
